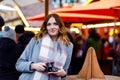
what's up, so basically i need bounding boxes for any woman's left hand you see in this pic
[48,68,66,77]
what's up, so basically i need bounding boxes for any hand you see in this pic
[31,62,46,72]
[48,68,66,77]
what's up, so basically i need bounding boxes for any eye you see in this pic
[53,22,59,25]
[47,23,51,26]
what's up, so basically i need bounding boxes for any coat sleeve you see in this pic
[63,43,73,72]
[16,38,36,73]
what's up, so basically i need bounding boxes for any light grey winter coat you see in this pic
[16,38,73,80]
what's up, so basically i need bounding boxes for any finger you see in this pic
[48,72,57,74]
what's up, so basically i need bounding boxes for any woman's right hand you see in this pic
[31,62,46,72]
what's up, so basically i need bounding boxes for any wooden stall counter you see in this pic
[66,75,120,80]
[68,47,120,80]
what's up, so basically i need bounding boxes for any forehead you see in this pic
[47,17,56,23]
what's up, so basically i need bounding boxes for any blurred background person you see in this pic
[0,26,20,80]
[0,16,5,37]
[70,35,85,75]
[15,24,25,43]
[112,33,120,76]
[101,32,111,60]
[17,31,35,54]
[85,28,102,60]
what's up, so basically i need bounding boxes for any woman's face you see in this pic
[47,17,59,38]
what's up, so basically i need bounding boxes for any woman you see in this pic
[16,14,73,80]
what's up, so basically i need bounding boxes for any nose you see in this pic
[51,24,55,28]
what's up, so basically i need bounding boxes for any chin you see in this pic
[50,34,57,37]
[49,33,58,36]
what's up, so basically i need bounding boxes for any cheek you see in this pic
[46,27,50,31]
[56,26,60,30]
[56,27,60,33]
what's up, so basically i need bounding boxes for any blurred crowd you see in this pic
[68,26,120,76]
[0,16,35,80]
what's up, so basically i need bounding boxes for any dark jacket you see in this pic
[17,31,35,54]
[0,38,20,80]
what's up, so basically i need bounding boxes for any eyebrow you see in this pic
[47,22,58,25]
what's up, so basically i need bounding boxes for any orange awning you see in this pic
[27,12,115,23]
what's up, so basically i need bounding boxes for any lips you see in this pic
[51,29,56,33]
